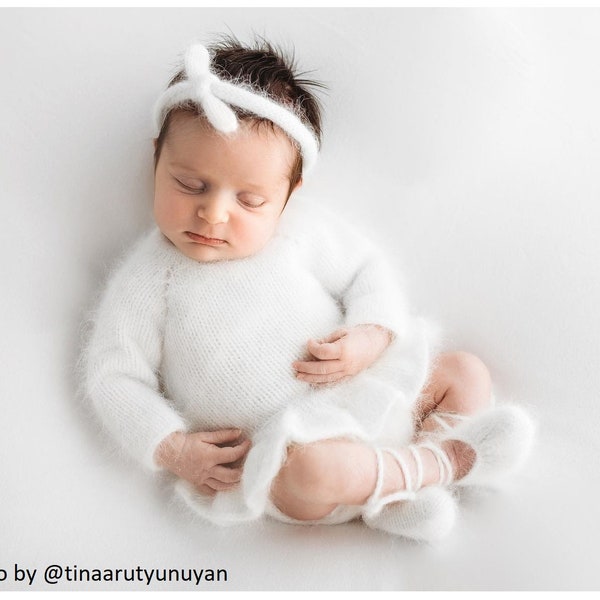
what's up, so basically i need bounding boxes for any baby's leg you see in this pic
[415,350,493,435]
[270,440,375,520]
[413,351,493,478]
[270,351,493,521]
[270,438,455,521]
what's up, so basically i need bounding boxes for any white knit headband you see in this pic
[153,44,319,175]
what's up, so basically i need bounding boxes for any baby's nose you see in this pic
[199,195,229,224]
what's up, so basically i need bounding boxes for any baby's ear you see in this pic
[293,177,303,192]
[153,139,158,150]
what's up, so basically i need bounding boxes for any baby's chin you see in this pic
[178,241,264,264]
[160,230,275,263]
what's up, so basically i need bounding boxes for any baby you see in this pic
[84,37,535,541]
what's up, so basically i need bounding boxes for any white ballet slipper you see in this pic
[426,404,536,488]
[362,447,457,541]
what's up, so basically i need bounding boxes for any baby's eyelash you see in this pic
[239,198,266,208]
[176,178,205,193]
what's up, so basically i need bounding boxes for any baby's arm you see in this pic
[292,201,409,384]
[84,236,184,469]
[84,234,250,485]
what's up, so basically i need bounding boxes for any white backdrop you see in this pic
[1,7,599,591]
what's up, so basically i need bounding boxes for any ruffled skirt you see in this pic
[176,317,439,525]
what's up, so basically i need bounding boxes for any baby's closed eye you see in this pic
[174,177,206,193]
[238,193,266,208]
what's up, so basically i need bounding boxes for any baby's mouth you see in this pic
[185,231,227,245]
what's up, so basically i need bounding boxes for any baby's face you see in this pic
[154,112,298,262]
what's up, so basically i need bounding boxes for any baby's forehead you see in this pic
[164,112,297,173]
[164,111,212,141]
[162,119,295,191]
[167,110,293,145]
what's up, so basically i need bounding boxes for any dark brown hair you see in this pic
[153,35,325,196]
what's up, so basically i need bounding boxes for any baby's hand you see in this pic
[154,428,251,496]
[293,324,393,385]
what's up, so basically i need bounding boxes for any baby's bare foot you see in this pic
[441,439,476,481]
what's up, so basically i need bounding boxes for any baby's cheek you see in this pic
[153,198,174,231]
[237,222,276,254]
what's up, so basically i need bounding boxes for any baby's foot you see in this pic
[440,439,476,482]
[363,486,457,542]
[362,447,457,541]
[428,405,536,488]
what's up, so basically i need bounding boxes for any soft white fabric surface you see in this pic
[1,7,599,591]
[84,197,431,524]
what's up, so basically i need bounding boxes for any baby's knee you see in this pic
[275,442,338,502]
[443,351,492,409]
[445,350,490,380]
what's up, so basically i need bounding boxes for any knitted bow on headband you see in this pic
[153,44,319,174]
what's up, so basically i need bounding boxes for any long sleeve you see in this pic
[83,231,187,471]
[285,198,411,338]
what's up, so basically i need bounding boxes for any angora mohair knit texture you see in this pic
[83,197,438,524]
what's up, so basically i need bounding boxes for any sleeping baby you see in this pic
[84,37,534,541]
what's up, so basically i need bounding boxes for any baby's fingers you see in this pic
[211,465,243,484]
[306,338,342,360]
[198,428,243,445]
[296,370,348,384]
[217,438,251,464]
[293,358,343,375]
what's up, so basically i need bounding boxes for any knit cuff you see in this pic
[145,423,188,473]
[344,300,409,341]
[89,377,188,474]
